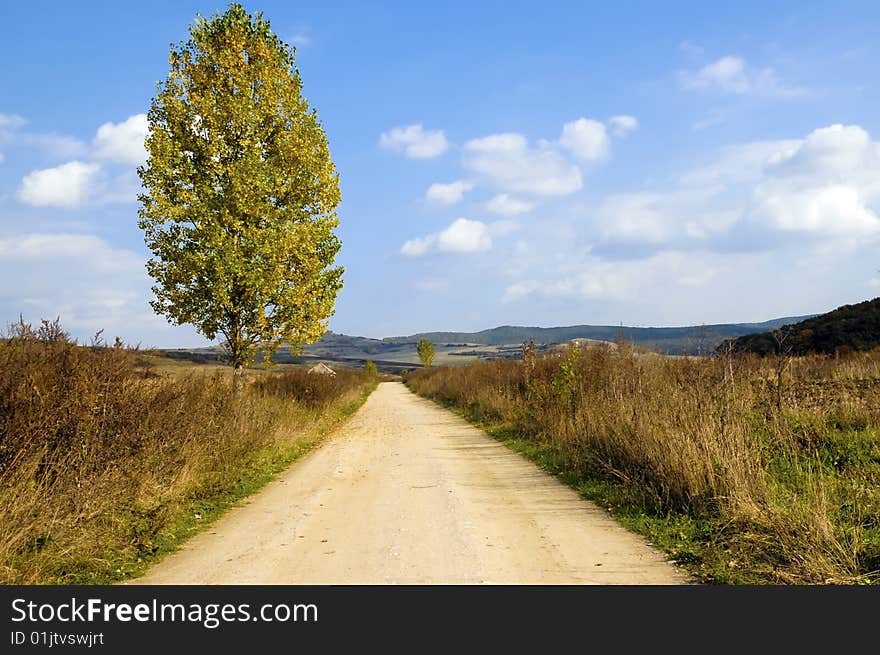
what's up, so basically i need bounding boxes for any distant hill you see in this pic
[384,316,813,355]
[721,298,880,356]
[158,313,821,370]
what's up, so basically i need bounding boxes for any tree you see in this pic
[417,339,435,367]
[363,360,378,378]
[138,4,342,392]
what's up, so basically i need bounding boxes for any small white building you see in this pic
[308,362,336,377]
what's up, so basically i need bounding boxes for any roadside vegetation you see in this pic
[0,319,376,584]
[407,341,880,584]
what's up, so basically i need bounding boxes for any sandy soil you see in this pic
[135,382,688,584]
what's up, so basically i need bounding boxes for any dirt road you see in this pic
[137,382,687,584]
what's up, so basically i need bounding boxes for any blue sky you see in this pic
[2,1,880,346]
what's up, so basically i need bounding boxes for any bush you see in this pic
[0,319,371,583]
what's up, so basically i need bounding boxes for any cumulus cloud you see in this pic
[608,115,638,137]
[680,55,804,97]
[463,132,582,196]
[401,218,492,257]
[438,218,493,252]
[740,124,880,238]
[17,161,101,208]
[379,124,449,159]
[588,123,880,258]
[764,124,876,179]
[500,121,880,315]
[559,118,609,161]
[425,180,474,205]
[92,113,148,165]
[486,194,534,216]
[461,116,634,196]
[400,235,434,257]
[593,188,739,257]
[748,184,879,237]
[0,232,172,343]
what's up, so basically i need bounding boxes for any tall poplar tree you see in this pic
[138,4,342,390]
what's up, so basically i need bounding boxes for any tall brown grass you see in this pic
[407,342,880,584]
[0,319,372,584]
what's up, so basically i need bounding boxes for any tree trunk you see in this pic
[232,362,245,396]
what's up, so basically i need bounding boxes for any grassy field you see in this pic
[406,343,880,584]
[0,321,377,584]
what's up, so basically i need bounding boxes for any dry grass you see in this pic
[0,319,374,584]
[407,342,880,584]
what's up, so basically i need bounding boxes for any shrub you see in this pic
[0,319,370,583]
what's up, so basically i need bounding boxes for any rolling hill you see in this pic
[383,316,813,355]
[157,313,818,372]
[721,297,880,356]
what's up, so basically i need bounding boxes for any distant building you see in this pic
[308,362,336,377]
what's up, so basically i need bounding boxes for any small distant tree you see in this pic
[417,339,435,367]
[364,360,378,377]
[771,326,794,411]
[138,4,343,393]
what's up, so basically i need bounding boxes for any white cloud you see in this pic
[608,115,639,137]
[17,161,101,208]
[680,55,804,97]
[401,218,492,257]
[486,193,534,216]
[559,118,609,161]
[739,124,880,238]
[379,124,449,159]
[503,251,717,303]
[400,235,434,257]
[92,113,148,165]
[0,234,139,330]
[678,139,801,187]
[685,56,750,93]
[0,232,204,346]
[463,132,582,196]
[579,123,880,259]
[748,185,879,237]
[425,180,474,205]
[438,218,492,252]
[0,113,26,129]
[460,116,631,197]
[764,124,875,179]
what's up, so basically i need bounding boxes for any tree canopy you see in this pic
[417,339,435,367]
[138,3,342,383]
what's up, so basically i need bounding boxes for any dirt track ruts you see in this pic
[135,381,688,584]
